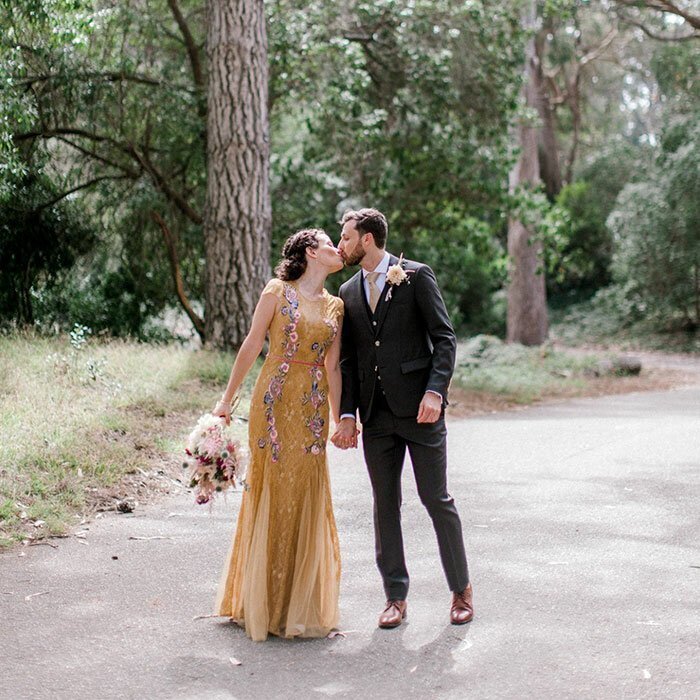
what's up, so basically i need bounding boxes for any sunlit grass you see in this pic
[0,331,253,547]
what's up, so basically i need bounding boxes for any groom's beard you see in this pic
[343,248,365,267]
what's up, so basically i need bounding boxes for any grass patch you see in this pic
[549,297,700,353]
[0,330,253,548]
[448,334,689,416]
[452,335,597,405]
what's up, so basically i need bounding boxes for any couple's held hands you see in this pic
[417,391,442,424]
[330,393,440,448]
[331,417,359,450]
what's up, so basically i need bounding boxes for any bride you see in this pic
[212,229,345,641]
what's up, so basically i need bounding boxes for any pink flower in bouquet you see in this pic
[201,434,222,458]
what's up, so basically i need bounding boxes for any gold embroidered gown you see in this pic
[215,278,343,641]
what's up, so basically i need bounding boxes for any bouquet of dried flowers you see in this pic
[184,412,246,504]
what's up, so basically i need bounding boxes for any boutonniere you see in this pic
[385,254,412,302]
[386,254,408,286]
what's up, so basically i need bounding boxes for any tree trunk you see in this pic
[204,0,271,349]
[694,255,699,328]
[534,29,562,200]
[507,1,548,346]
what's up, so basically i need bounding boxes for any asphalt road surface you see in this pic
[2,385,699,699]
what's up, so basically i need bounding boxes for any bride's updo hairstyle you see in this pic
[274,228,324,281]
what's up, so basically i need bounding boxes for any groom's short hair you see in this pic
[341,208,388,249]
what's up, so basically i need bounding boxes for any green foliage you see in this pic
[547,180,611,291]
[546,140,650,296]
[2,0,697,344]
[409,208,507,332]
[1,0,205,337]
[453,333,597,403]
[605,115,700,330]
[0,172,97,324]
[268,0,525,325]
[651,42,699,104]
[32,249,177,340]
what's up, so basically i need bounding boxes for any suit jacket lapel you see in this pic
[375,254,399,336]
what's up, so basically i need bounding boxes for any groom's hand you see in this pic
[417,392,442,423]
[331,417,358,449]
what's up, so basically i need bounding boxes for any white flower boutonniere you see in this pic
[386,254,408,286]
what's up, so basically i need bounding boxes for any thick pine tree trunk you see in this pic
[204,0,271,349]
[507,1,548,346]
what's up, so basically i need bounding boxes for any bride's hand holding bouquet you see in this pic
[183,394,246,505]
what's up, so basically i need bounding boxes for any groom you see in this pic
[331,208,473,628]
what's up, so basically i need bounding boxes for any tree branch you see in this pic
[131,148,203,225]
[15,128,202,224]
[36,174,131,210]
[16,71,162,87]
[617,11,698,40]
[15,127,136,155]
[650,0,700,29]
[56,136,142,178]
[150,211,205,342]
[615,0,700,33]
[579,27,619,66]
[166,0,204,89]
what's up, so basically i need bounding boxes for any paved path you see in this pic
[2,385,699,699]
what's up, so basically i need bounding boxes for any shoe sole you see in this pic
[450,615,473,625]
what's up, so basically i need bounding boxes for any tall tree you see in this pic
[204,0,271,348]
[534,25,562,200]
[507,0,548,346]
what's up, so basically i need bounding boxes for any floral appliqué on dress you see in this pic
[301,318,338,455]
[258,284,301,462]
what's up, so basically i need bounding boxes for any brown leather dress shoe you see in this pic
[450,583,473,625]
[378,599,407,629]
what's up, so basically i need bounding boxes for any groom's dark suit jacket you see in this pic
[338,254,457,423]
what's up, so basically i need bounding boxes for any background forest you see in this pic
[1,0,698,349]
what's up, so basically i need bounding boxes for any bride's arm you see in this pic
[324,318,343,426]
[213,292,277,422]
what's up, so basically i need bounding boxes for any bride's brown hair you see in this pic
[274,229,324,281]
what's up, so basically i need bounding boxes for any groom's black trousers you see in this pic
[362,388,469,600]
